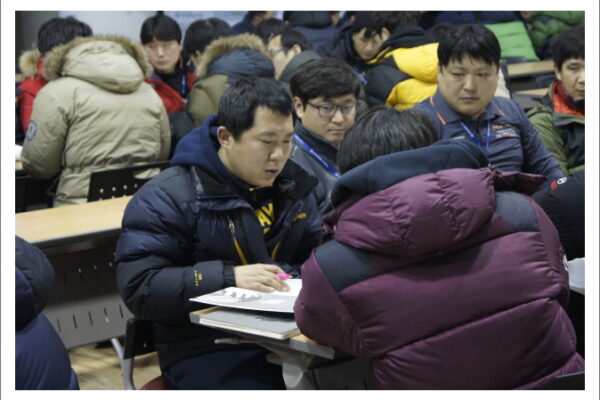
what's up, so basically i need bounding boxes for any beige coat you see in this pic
[21,35,171,207]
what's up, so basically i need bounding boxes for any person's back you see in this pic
[523,11,584,59]
[294,106,584,389]
[20,35,171,206]
[527,26,584,175]
[284,11,339,50]
[187,33,274,127]
[16,236,79,390]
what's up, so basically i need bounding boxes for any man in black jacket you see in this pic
[115,77,321,389]
[290,58,361,214]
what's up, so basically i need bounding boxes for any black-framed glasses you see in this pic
[307,101,357,118]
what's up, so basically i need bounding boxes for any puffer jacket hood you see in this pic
[19,49,41,78]
[42,35,152,93]
[196,33,271,77]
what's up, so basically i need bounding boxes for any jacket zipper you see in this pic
[227,216,249,265]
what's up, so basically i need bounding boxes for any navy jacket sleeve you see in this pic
[115,184,229,321]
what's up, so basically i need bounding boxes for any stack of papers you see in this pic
[190,279,302,313]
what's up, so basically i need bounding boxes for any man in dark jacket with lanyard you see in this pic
[115,77,321,389]
[414,24,563,184]
[289,57,362,214]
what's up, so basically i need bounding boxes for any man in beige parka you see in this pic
[21,35,171,207]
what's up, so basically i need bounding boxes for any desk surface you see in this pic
[15,195,131,245]
[513,88,548,98]
[507,60,554,78]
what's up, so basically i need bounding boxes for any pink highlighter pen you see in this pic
[276,273,293,280]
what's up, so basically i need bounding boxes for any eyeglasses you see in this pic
[144,41,179,53]
[307,101,357,118]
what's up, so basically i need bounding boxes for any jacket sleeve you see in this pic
[20,85,68,180]
[17,90,35,132]
[527,107,569,175]
[114,184,230,321]
[187,80,219,127]
[157,105,171,160]
[294,250,365,357]
[15,236,55,329]
[515,104,564,181]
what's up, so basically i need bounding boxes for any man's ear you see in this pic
[293,97,305,119]
[554,63,562,81]
[217,126,233,148]
[380,27,391,42]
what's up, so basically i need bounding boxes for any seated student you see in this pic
[232,11,273,35]
[115,77,322,390]
[283,11,340,51]
[290,57,361,214]
[20,35,171,207]
[187,33,274,127]
[16,236,79,390]
[255,17,287,46]
[364,11,438,110]
[141,12,196,114]
[527,26,584,175]
[17,16,92,133]
[413,24,564,183]
[521,11,584,60]
[317,11,384,85]
[294,106,584,389]
[183,18,233,70]
[266,27,321,94]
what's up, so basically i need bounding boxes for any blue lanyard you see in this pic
[294,134,341,178]
[458,120,491,153]
[180,73,188,97]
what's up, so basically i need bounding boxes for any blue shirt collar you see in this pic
[430,89,505,124]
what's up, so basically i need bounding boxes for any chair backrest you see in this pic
[545,371,584,390]
[16,174,30,213]
[87,161,171,202]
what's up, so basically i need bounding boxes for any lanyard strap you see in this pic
[294,134,341,178]
[180,73,188,97]
[458,120,491,153]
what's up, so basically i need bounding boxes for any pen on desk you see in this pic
[277,273,293,280]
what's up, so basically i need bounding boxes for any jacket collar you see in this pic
[279,50,321,83]
[294,122,339,167]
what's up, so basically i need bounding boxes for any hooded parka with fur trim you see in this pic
[21,35,171,207]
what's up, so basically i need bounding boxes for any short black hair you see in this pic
[350,11,376,38]
[290,57,361,105]
[553,25,585,70]
[371,11,421,35]
[37,16,92,55]
[247,11,270,21]
[437,24,501,69]
[183,18,232,55]
[140,11,181,44]
[337,106,437,173]
[255,18,287,44]
[218,77,293,140]
[279,27,313,51]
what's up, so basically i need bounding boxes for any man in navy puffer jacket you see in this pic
[115,77,321,389]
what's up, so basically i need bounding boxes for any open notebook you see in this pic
[190,278,302,313]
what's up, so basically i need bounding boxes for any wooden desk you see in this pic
[190,308,372,389]
[507,60,554,78]
[16,196,134,349]
[16,195,131,246]
[514,88,548,99]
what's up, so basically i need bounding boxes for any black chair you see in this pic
[87,161,171,202]
[16,174,30,213]
[535,73,556,89]
[501,56,527,65]
[120,318,171,390]
[545,371,584,390]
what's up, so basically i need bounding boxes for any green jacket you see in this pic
[527,84,584,175]
[527,12,584,58]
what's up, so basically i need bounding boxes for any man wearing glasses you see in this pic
[290,58,362,214]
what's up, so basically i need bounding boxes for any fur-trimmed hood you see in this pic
[196,33,267,77]
[19,49,42,78]
[42,35,152,93]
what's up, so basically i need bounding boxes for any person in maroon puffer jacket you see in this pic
[294,106,584,389]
